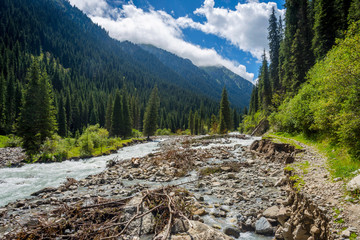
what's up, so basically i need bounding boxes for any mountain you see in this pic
[0,0,251,134]
[201,66,254,109]
[140,45,253,109]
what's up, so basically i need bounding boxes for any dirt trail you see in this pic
[278,137,360,239]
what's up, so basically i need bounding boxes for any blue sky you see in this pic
[69,0,285,82]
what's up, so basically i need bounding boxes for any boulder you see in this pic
[255,217,273,235]
[170,220,233,240]
[263,205,280,219]
[224,226,240,238]
[347,174,360,192]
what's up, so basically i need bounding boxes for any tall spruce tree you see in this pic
[0,75,5,134]
[258,51,271,112]
[194,111,199,135]
[105,94,113,131]
[58,97,67,137]
[280,0,313,94]
[312,0,337,60]
[268,7,281,92]
[111,91,122,137]
[18,59,57,156]
[121,90,132,138]
[188,110,194,135]
[143,86,159,139]
[219,87,231,132]
[249,84,259,115]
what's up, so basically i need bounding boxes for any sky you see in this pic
[68,0,285,83]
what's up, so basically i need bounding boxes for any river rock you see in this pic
[193,208,207,216]
[170,220,232,240]
[255,217,273,235]
[263,205,280,219]
[224,226,240,238]
[346,174,360,192]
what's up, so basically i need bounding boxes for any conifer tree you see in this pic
[258,51,271,112]
[111,91,122,137]
[312,0,337,60]
[58,97,67,137]
[194,111,199,135]
[268,7,281,92]
[233,109,239,131]
[249,85,259,115]
[143,86,159,139]
[65,93,72,133]
[18,59,57,156]
[219,87,231,132]
[121,90,132,138]
[105,95,113,131]
[188,110,194,135]
[5,73,16,132]
[0,75,6,134]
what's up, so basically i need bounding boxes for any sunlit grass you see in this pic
[267,132,360,179]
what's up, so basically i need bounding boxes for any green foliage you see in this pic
[17,59,57,156]
[289,174,305,192]
[268,7,281,92]
[143,86,160,138]
[156,128,172,136]
[0,135,9,148]
[219,87,231,133]
[239,111,266,134]
[78,124,109,157]
[5,134,22,148]
[111,91,123,137]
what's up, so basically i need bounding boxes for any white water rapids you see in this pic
[0,141,160,207]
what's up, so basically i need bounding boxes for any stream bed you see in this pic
[0,135,284,239]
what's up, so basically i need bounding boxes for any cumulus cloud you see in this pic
[66,0,285,82]
[178,0,284,60]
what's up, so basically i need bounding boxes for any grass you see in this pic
[267,132,360,179]
[0,135,9,148]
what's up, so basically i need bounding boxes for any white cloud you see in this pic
[178,0,284,60]
[67,0,286,82]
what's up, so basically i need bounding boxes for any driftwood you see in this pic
[6,185,195,240]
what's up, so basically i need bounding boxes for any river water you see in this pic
[0,136,271,240]
[0,141,160,207]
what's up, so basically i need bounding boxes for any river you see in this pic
[0,136,273,240]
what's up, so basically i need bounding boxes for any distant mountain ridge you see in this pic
[140,45,253,109]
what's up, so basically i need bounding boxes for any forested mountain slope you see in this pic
[140,44,253,109]
[1,0,254,135]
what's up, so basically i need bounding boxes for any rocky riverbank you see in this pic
[0,147,26,168]
[0,134,323,239]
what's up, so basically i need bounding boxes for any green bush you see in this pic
[78,124,109,157]
[271,21,360,160]
[5,135,22,147]
[156,128,172,135]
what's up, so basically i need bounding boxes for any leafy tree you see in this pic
[219,87,231,132]
[143,86,159,139]
[111,91,122,137]
[18,59,57,156]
